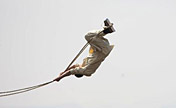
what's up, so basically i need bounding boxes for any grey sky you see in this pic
[0,0,176,108]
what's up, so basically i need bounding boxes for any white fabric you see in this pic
[70,30,114,76]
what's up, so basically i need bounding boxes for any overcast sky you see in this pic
[0,0,176,108]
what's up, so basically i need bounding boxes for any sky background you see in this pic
[0,0,176,108]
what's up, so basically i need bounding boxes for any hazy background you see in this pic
[0,0,176,108]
